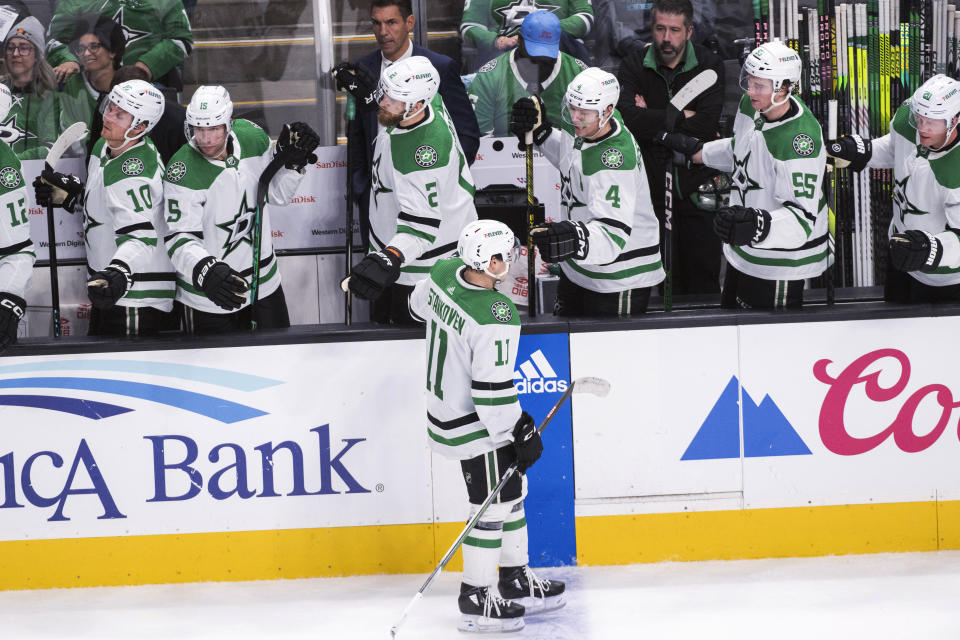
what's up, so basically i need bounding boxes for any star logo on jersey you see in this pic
[113,6,150,48]
[491,300,513,323]
[371,154,393,208]
[216,193,258,259]
[415,145,438,168]
[0,113,35,147]
[494,0,560,36]
[892,175,928,221]
[83,210,103,249]
[0,166,21,189]
[121,157,144,176]
[559,172,586,214]
[793,134,815,156]
[731,152,762,204]
[165,161,187,183]
[601,148,624,168]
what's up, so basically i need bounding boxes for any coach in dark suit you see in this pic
[333,0,480,249]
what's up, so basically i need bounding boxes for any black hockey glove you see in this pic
[275,122,320,171]
[0,292,25,354]
[656,130,703,157]
[193,256,247,311]
[33,169,84,213]
[87,261,132,310]
[332,62,378,108]
[713,206,772,246]
[827,134,872,172]
[510,96,552,150]
[888,230,944,272]
[529,220,589,263]
[346,246,404,300]
[512,411,542,474]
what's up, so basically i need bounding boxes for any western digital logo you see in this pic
[514,349,569,394]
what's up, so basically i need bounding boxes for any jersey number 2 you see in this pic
[426,320,448,399]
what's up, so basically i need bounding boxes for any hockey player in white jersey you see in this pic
[0,83,33,351]
[828,74,960,303]
[34,80,177,336]
[659,40,828,309]
[509,67,664,316]
[409,220,565,633]
[345,56,478,325]
[163,85,319,334]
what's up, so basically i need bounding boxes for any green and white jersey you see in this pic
[410,257,522,460]
[701,94,828,281]
[539,116,664,292]
[47,0,193,82]
[467,50,587,137]
[0,143,33,299]
[163,119,305,314]
[84,137,175,311]
[370,96,478,286]
[460,0,593,45]
[868,102,960,287]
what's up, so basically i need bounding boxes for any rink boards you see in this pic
[1,315,960,588]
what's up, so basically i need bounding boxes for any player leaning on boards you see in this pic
[409,219,564,633]
[659,40,827,309]
[510,67,665,316]
[829,74,960,304]
[35,80,177,336]
[163,85,319,334]
[0,83,34,352]
[345,56,478,324]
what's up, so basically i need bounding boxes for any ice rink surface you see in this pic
[1,551,958,639]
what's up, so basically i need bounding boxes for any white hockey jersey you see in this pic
[701,94,828,281]
[539,116,664,292]
[868,102,960,286]
[369,95,478,286]
[0,142,33,299]
[410,257,522,460]
[83,137,175,311]
[162,119,304,313]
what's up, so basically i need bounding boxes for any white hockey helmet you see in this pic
[102,79,164,145]
[563,67,620,130]
[376,55,439,120]
[739,40,802,109]
[0,83,12,123]
[458,219,520,283]
[185,85,233,135]
[909,74,960,148]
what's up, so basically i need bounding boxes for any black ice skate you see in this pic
[457,582,525,633]
[497,566,566,614]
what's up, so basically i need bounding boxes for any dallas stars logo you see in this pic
[121,157,144,176]
[731,152,762,204]
[216,192,258,259]
[0,113,35,147]
[494,0,560,36]
[490,300,513,323]
[793,134,815,156]
[113,6,150,48]
[83,210,102,250]
[601,148,624,168]
[415,145,438,168]
[165,161,187,183]
[559,172,586,214]
[371,154,393,208]
[0,167,21,189]
[892,175,928,222]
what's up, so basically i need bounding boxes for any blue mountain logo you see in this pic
[681,375,812,460]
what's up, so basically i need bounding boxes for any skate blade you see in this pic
[457,613,525,633]
[510,593,566,615]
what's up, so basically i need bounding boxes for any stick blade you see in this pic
[46,121,89,170]
[572,376,611,397]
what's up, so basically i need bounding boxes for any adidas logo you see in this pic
[513,349,568,394]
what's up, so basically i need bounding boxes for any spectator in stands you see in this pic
[468,11,586,138]
[60,15,124,138]
[616,0,725,296]
[460,0,594,70]
[45,0,193,90]
[332,0,479,248]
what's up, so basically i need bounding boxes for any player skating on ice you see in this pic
[828,74,960,303]
[509,67,664,316]
[34,79,176,336]
[409,220,565,632]
[345,55,478,324]
[659,40,827,309]
[163,85,319,334]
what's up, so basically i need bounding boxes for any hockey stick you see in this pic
[517,64,542,319]
[43,122,88,338]
[389,375,612,638]
[344,94,356,326]
[662,68,717,312]
[250,153,284,331]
